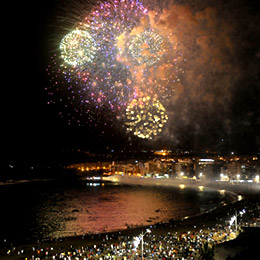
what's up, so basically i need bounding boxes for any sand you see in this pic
[1,184,259,260]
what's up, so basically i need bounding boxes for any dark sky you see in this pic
[3,0,260,163]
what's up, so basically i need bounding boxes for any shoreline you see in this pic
[0,200,238,259]
[1,182,259,259]
[1,180,238,243]
[0,197,254,260]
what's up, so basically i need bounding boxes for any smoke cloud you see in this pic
[147,0,260,153]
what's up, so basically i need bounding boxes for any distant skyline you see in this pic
[4,0,260,163]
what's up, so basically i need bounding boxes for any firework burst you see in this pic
[125,96,168,139]
[127,30,167,66]
[46,0,184,139]
[60,29,97,66]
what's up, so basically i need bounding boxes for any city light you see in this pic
[219,189,226,195]
[68,154,259,183]
[198,186,204,191]
[220,173,229,181]
[238,195,243,201]
[199,159,214,162]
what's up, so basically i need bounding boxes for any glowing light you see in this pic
[199,159,214,162]
[179,184,185,189]
[154,149,171,156]
[46,0,184,135]
[229,215,236,226]
[133,236,141,250]
[219,189,225,195]
[198,186,204,191]
[125,96,168,139]
[60,29,97,66]
[87,0,148,38]
[220,173,229,181]
[128,31,166,66]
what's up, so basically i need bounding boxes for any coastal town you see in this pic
[67,151,260,183]
[1,151,260,260]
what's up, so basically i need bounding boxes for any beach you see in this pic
[1,182,259,260]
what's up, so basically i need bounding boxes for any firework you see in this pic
[125,96,168,139]
[55,0,149,112]
[128,30,167,66]
[140,52,183,103]
[60,29,97,66]
[46,0,184,139]
[46,55,133,126]
[116,29,183,104]
[84,0,148,38]
[77,0,149,72]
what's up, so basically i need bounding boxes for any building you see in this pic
[195,158,221,179]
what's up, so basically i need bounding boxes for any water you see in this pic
[0,179,234,244]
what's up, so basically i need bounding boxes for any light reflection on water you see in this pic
[0,180,234,242]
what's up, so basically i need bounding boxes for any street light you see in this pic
[133,229,151,260]
[141,229,151,260]
[229,209,246,234]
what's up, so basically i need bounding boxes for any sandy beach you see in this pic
[0,182,259,260]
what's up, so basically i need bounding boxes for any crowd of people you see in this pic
[3,225,236,260]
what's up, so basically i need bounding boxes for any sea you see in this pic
[0,179,236,245]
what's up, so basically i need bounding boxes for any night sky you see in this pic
[3,0,260,163]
